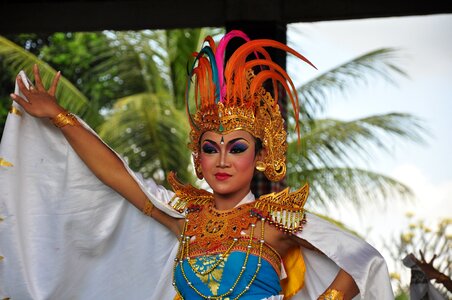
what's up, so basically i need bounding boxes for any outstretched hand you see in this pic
[10,64,65,118]
[410,251,452,290]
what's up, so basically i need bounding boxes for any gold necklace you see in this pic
[173,204,267,300]
[184,201,258,250]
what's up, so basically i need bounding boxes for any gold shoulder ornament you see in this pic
[167,171,213,213]
[254,184,309,234]
[168,172,309,234]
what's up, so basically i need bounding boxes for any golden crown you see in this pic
[186,31,315,182]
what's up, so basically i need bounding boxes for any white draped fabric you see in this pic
[0,77,394,299]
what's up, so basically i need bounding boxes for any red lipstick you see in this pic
[215,172,231,181]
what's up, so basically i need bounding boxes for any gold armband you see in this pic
[318,288,344,300]
[52,111,80,128]
[142,200,154,217]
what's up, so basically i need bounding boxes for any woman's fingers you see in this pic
[33,64,61,96]
[48,71,61,96]
[16,76,31,97]
[33,64,46,91]
[10,93,30,110]
[10,68,63,118]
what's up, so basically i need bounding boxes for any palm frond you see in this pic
[165,28,224,109]
[313,212,362,237]
[0,35,100,126]
[298,48,407,118]
[288,167,413,208]
[287,113,426,207]
[288,113,426,170]
[88,31,168,96]
[99,92,192,185]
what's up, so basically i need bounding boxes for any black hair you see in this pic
[254,138,263,156]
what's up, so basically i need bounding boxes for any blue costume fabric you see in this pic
[174,252,281,299]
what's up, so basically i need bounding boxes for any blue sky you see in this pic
[287,13,452,281]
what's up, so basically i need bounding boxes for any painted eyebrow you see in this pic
[202,137,249,146]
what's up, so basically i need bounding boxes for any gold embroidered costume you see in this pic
[170,29,315,299]
[168,171,308,299]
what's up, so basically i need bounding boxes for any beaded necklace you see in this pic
[173,201,268,299]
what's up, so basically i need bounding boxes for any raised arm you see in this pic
[10,65,182,235]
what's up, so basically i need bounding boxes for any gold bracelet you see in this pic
[318,288,345,300]
[51,111,80,128]
[142,200,154,217]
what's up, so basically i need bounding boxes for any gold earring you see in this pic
[255,161,266,172]
[195,165,203,179]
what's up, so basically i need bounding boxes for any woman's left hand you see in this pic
[10,64,65,118]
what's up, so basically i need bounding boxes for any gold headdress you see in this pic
[186,31,315,182]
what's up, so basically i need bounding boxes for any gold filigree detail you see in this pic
[168,172,309,234]
[52,111,80,128]
[174,208,267,299]
[185,202,257,250]
[9,106,22,116]
[141,200,154,217]
[0,158,13,167]
[189,69,288,182]
[254,183,309,233]
[189,238,281,276]
[190,254,227,295]
[318,288,345,300]
[167,171,213,212]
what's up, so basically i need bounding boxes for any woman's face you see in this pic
[199,130,260,200]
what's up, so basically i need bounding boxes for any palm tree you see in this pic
[93,29,223,184]
[0,29,222,185]
[0,35,102,127]
[286,49,426,207]
[0,30,425,204]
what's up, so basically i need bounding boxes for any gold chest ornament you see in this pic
[167,172,309,234]
[168,172,309,299]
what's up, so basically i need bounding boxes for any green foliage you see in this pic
[0,29,223,184]
[394,291,409,300]
[0,60,13,136]
[93,28,222,184]
[0,35,101,127]
[99,92,191,185]
[164,29,223,109]
[38,32,123,111]
[0,33,49,136]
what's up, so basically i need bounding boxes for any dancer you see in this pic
[0,31,393,299]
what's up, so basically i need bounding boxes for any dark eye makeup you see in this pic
[229,142,249,153]
[201,142,218,154]
[201,139,249,154]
